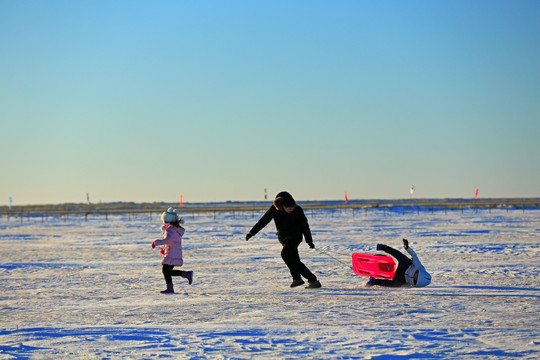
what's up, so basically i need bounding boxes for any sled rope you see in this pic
[314,247,352,269]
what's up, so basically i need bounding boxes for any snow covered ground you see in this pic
[1,206,539,359]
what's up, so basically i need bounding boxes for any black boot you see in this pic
[306,280,322,289]
[290,279,305,288]
[160,283,174,294]
[182,271,193,285]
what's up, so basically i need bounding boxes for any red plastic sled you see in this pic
[352,253,396,279]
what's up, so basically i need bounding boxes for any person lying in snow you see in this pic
[366,239,431,287]
[246,191,321,289]
[151,208,193,294]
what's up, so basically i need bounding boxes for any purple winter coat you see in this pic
[154,224,185,266]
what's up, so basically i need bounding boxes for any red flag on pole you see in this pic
[475,189,478,200]
[345,191,349,203]
[180,194,183,207]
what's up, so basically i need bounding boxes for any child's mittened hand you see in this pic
[403,239,409,250]
[308,243,315,249]
[152,240,156,249]
[245,233,253,241]
[160,247,165,255]
[376,244,385,251]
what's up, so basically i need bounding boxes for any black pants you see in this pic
[370,246,413,287]
[162,264,186,284]
[281,242,317,282]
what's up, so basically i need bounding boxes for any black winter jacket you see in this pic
[249,205,313,245]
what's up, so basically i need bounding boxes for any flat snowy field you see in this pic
[1,207,539,359]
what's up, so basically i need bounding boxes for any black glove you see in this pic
[403,239,409,250]
[308,242,315,249]
[376,244,385,251]
[245,233,253,241]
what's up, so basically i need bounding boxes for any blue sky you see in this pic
[1,1,539,205]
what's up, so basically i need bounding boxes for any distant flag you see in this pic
[264,188,268,200]
[9,197,12,210]
[180,194,183,207]
[345,191,349,203]
[410,185,415,197]
[87,192,90,204]
[475,188,479,200]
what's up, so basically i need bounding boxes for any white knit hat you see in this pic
[161,207,183,224]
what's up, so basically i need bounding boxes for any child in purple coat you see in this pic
[151,208,193,294]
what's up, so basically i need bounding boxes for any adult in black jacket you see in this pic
[246,191,321,289]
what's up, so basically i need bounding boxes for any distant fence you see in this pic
[0,198,538,223]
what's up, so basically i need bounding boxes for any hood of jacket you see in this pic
[404,246,432,287]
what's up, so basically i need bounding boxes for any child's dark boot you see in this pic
[160,283,174,294]
[182,271,193,285]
